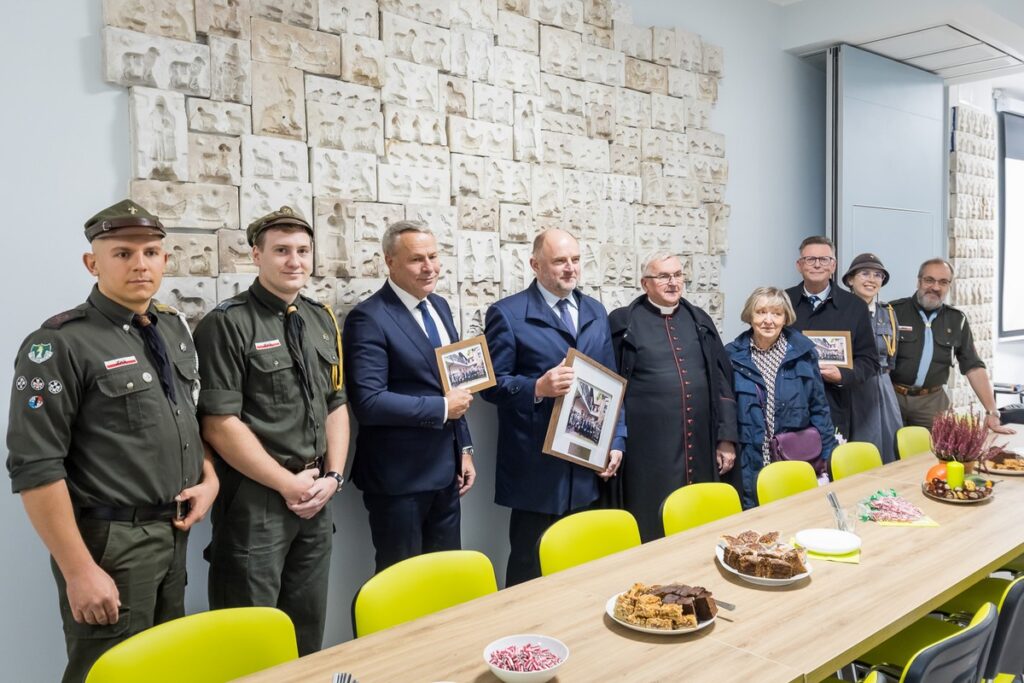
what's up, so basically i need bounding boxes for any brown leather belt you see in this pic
[285,455,324,474]
[893,384,943,397]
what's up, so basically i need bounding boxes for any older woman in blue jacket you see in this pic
[724,287,838,508]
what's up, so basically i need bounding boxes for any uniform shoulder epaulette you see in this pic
[41,305,88,329]
[299,293,325,308]
[153,301,180,316]
[213,295,247,313]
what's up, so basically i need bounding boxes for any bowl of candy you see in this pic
[483,634,568,683]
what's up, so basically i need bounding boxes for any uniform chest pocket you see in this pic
[246,350,294,403]
[173,357,200,407]
[96,371,162,430]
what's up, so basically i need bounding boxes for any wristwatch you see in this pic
[461,446,475,457]
[324,470,345,492]
[986,409,1001,418]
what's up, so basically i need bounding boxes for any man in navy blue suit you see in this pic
[482,229,625,586]
[343,221,475,573]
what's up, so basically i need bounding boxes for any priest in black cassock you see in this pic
[609,251,739,542]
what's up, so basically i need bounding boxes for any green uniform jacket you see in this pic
[193,279,346,468]
[890,295,985,389]
[6,286,204,506]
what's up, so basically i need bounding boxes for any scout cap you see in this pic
[842,252,890,287]
[246,206,313,246]
[84,199,166,242]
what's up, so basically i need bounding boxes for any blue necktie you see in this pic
[557,298,576,338]
[417,301,443,348]
[808,295,821,310]
[913,309,939,386]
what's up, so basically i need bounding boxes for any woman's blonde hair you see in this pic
[740,287,797,326]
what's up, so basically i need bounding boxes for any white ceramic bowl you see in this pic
[483,634,569,683]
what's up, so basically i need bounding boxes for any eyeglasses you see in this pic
[642,272,684,283]
[799,256,835,266]
[920,276,952,287]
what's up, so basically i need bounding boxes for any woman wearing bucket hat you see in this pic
[842,253,902,463]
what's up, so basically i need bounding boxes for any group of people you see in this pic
[4,200,1013,681]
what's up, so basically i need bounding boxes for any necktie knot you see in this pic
[133,313,152,328]
[808,295,821,309]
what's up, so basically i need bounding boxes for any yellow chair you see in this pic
[867,603,997,683]
[825,604,998,683]
[755,461,817,506]
[661,483,742,536]
[538,509,640,576]
[86,607,297,683]
[352,550,497,637]
[896,426,932,459]
[830,442,883,480]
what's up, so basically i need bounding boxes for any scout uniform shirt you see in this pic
[193,278,346,467]
[6,286,203,506]
[889,296,985,390]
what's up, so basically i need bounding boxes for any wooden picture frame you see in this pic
[803,329,854,369]
[542,348,627,472]
[435,335,497,394]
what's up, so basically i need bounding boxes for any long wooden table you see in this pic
[241,432,1024,683]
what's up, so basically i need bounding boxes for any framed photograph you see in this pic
[542,349,627,472]
[803,330,853,369]
[435,335,497,394]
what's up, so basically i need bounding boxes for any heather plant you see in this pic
[930,410,988,463]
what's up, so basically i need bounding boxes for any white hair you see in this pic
[640,250,681,277]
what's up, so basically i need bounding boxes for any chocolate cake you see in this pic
[615,582,718,630]
[719,530,808,579]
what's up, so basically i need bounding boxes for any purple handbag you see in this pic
[769,428,825,477]
[754,384,826,476]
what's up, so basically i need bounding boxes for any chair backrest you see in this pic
[86,607,297,683]
[538,509,641,576]
[984,576,1024,679]
[352,550,497,637]
[756,461,818,505]
[661,483,742,536]
[897,426,932,459]
[830,442,884,480]
[889,602,998,683]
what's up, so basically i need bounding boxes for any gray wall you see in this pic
[0,2,823,679]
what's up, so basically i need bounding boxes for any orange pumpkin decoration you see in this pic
[926,462,947,482]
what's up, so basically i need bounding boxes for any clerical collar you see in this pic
[646,297,678,316]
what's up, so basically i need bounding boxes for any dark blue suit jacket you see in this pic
[481,280,626,515]
[343,283,472,496]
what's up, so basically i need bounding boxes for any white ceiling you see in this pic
[858,25,1024,80]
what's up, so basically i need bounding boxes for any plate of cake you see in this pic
[607,582,718,635]
[715,530,812,586]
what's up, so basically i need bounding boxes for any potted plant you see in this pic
[930,410,988,471]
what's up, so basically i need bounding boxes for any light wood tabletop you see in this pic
[239,429,1024,683]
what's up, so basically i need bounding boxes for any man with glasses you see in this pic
[786,236,878,443]
[890,258,1014,433]
[608,251,738,542]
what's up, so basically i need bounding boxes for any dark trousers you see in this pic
[506,505,594,587]
[55,519,187,683]
[207,476,333,656]
[362,479,462,574]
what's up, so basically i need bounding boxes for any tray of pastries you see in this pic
[607,582,718,635]
[715,530,812,586]
[981,449,1024,476]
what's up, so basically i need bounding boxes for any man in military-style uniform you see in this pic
[5,200,219,683]
[890,258,1014,434]
[194,207,349,655]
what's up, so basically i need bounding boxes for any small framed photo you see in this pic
[804,330,853,369]
[542,349,627,472]
[435,335,497,394]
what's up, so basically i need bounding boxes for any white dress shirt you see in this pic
[388,279,452,421]
[537,282,579,332]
